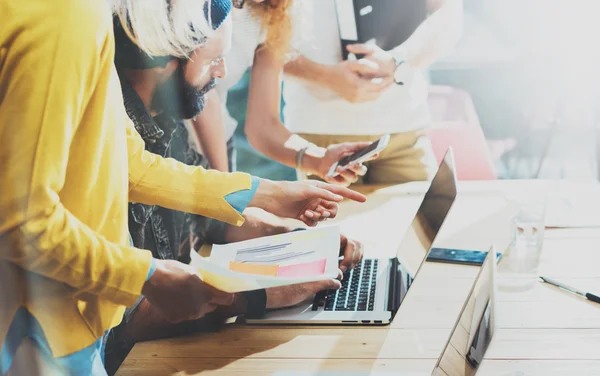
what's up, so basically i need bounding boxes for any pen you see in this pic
[539,276,600,304]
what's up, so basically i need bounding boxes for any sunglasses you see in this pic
[232,0,245,9]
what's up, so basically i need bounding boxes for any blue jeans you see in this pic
[0,307,107,376]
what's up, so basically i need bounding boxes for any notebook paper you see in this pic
[189,226,341,292]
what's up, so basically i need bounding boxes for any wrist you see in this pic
[229,292,249,316]
[263,222,295,237]
[142,260,164,298]
[249,178,279,212]
[301,152,325,177]
[241,289,267,318]
[391,46,412,71]
[319,64,338,91]
[146,258,157,281]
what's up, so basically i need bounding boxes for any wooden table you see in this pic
[117,180,600,376]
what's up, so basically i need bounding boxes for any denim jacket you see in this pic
[121,79,228,265]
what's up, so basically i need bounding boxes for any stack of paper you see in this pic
[190,226,340,293]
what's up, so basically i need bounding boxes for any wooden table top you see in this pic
[117,180,600,376]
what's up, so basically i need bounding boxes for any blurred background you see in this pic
[231,0,600,181]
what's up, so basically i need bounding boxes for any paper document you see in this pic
[190,226,340,292]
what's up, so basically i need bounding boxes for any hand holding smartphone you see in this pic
[326,134,390,178]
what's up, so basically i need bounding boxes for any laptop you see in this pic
[270,249,497,376]
[246,148,458,325]
[431,248,497,376]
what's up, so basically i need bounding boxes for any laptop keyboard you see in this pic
[312,259,379,312]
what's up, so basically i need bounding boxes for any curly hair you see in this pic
[246,0,295,60]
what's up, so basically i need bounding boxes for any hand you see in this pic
[346,43,397,86]
[250,179,367,226]
[339,234,365,273]
[142,260,235,323]
[224,208,293,243]
[265,279,342,309]
[308,142,380,187]
[324,59,392,103]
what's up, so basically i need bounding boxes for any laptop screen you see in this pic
[393,149,458,309]
[432,251,497,376]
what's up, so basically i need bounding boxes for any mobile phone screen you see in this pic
[427,248,502,266]
[337,139,381,167]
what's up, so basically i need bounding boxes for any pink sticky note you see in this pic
[276,258,327,278]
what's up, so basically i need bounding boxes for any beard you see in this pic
[152,64,217,120]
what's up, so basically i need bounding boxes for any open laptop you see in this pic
[432,248,497,376]
[247,148,458,325]
[271,249,497,376]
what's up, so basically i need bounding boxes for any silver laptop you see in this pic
[270,249,497,376]
[247,148,458,326]
[432,248,497,376]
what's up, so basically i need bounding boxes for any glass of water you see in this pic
[512,200,546,250]
[504,195,546,287]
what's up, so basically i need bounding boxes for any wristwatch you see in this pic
[242,289,267,319]
[392,56,408,86]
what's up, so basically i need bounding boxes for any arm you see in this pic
[122,236,364,342]
[127,233,364,340]
[284,54,387,104]
[0,2,151,306]
[248,48,374,184]
[189,90,231,172]
[126,116,253,226]
[246,48,322,173]
[284,55,335,89]
[223,208,294,243]
[128,116,366,226]
[119,290,251,342]
[391,0,463,68]
[123,279,342,342]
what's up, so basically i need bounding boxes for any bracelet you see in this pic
[242,289,267,319]
[296,146,309,172]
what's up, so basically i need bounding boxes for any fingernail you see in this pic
[340,265,347,273]
[305,211,314,218]
[323,211,331,218]
[334,194,343,201]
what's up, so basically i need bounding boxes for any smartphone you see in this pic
[427,247,502,266]
[327,134,390,178]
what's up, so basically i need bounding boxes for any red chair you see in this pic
[426,85,497,180]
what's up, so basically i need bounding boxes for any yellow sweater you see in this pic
[0,0,251,357]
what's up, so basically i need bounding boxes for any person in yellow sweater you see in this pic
[0,0,365,374]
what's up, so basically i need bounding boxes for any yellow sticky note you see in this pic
[229,261,278,276]
[197,268,253,293]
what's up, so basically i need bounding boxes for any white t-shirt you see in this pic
[283,0,431,136]
[217,7,265,141]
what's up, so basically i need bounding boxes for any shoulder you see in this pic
[0,0,114,73]
[1,0,112,49]
[56,0,113,44]
[44,0,115,70]
[232,7,264,41]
